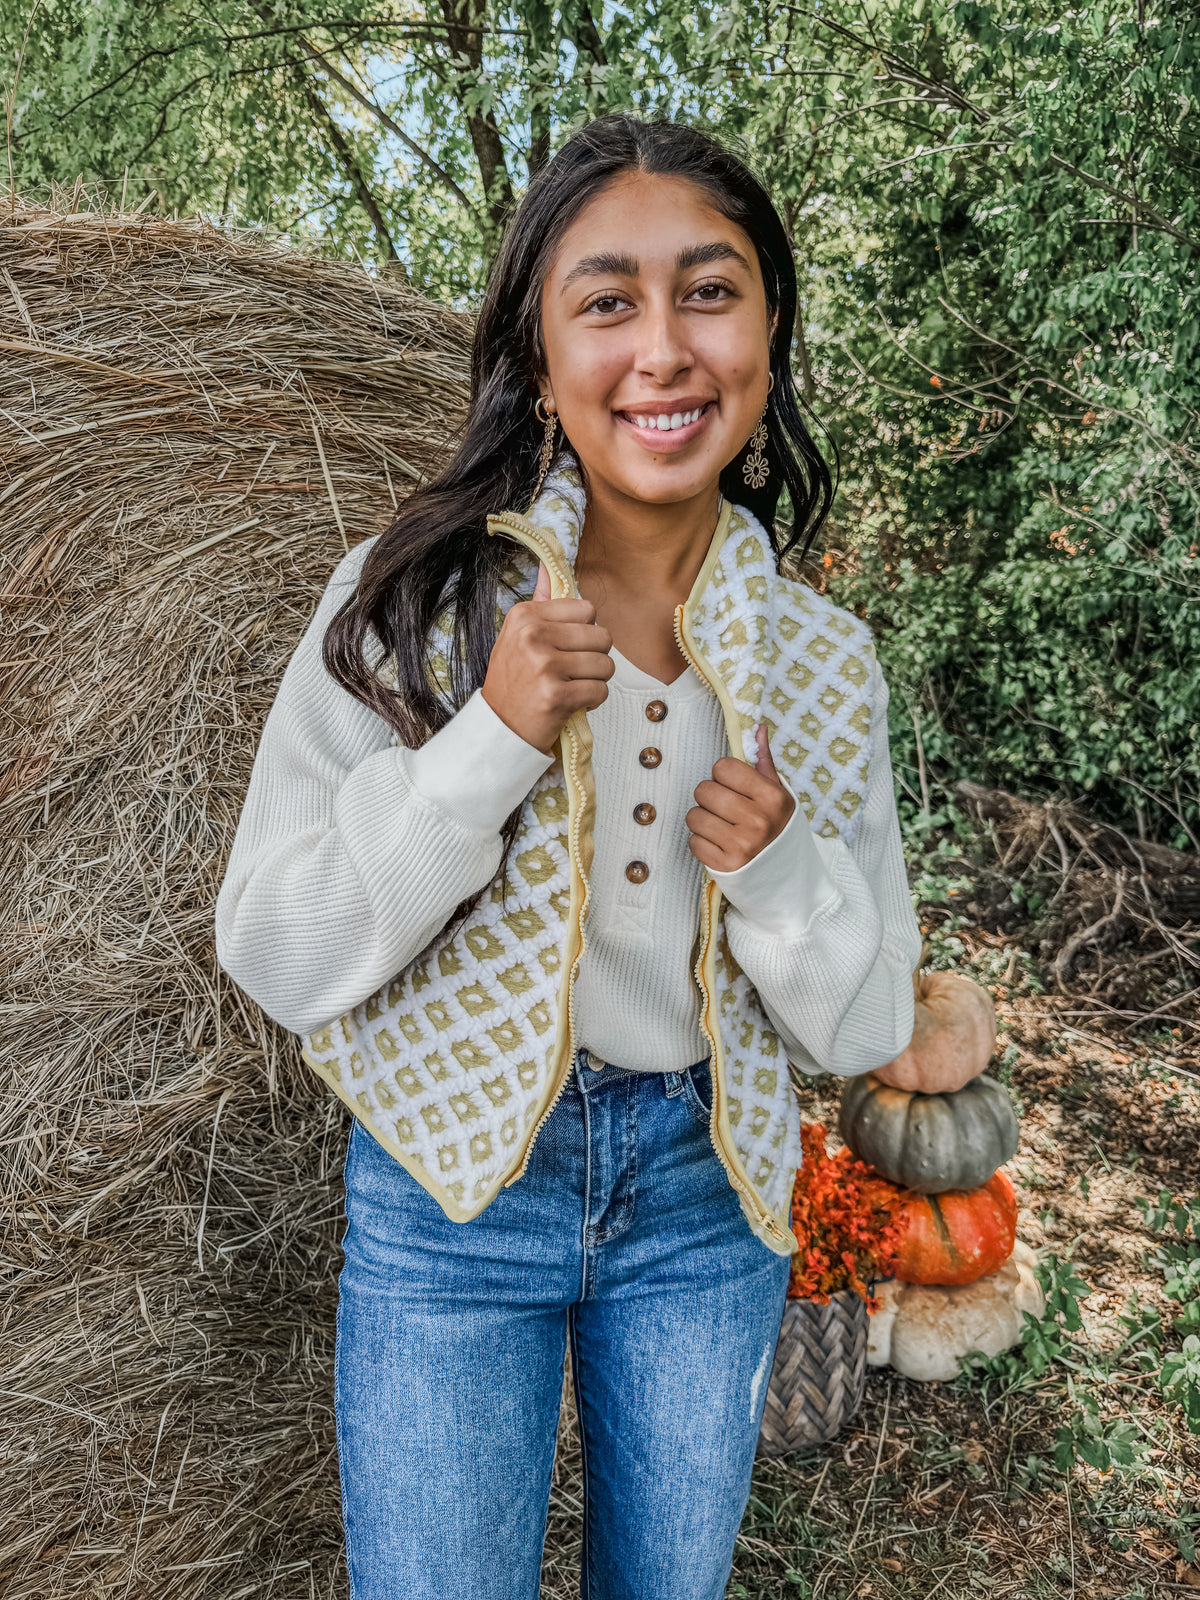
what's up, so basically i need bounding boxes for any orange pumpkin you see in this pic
[867,1169,1018,1287]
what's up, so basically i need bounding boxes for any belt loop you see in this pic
[663,1070,684,1098]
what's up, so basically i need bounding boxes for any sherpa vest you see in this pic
[302,465,876,1256]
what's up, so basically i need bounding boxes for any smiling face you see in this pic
[538,169,775,510]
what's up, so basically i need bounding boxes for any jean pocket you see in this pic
[681,1059,714,1130]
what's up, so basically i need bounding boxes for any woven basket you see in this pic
[757,1290,869,1458]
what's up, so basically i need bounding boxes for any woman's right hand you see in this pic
[482,563,614,753]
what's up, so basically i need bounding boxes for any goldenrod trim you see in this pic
[671,501,796,1252]
[683,495,735,630]
[695,845,784,1242]
[741,1194,800,1257]
[503,701,595,1188]
[486,509,573,580]
[484,507,595,1188]
[302,1047,506,1223]
[675,505,748,771]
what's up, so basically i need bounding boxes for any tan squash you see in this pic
[871,968,997,1095]
[867,1241,1044,1382]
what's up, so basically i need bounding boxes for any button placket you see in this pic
[627,697,668,886]
[611,688,671,906]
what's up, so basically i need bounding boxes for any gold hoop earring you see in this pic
[530,398,558,505]
[743,403,769,490]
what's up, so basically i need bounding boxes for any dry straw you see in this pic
[0,188,478,1596]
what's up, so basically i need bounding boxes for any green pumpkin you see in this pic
[837,1073,1019,1195]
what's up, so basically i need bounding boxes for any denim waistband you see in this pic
[571,1047,710,1100]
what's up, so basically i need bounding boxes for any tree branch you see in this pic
[10,19,518,140]
[434,0,514,242]
[294,34,478,215]
[523,0,553,175]
[778,4,1199,253]
[296,70,403,269]
[563,0,607,68]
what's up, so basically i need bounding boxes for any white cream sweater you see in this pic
[215,532,921,1080]
[573,644,921,1073]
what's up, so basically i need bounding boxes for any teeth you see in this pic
[629,406,704,431]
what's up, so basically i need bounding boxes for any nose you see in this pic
[634,294,693,387]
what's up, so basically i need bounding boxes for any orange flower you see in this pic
[929,375,943,388]
[787,1123,907,1309]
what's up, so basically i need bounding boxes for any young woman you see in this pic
[216,115,924,1600]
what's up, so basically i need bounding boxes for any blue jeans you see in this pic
[334,1050,791,1600]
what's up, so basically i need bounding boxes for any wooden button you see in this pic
[645,699,668,722]
[639,746,662,769]
[625,860,650,884]
[633,802,656,825]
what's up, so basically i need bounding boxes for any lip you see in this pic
[615,398,716,452]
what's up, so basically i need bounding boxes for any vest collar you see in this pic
[488,460,734,607]
[491,457,875,845]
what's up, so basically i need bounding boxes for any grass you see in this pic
[537,842,1200,1598]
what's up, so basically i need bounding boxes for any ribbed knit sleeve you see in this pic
[214,538,551,1036]
[711,659,922,1078]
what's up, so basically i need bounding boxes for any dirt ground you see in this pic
[539,914,1200,1600]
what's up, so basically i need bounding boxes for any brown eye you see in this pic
[688,279,734,304]
[584,293,629,316]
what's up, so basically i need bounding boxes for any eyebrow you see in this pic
[559,240,751,292]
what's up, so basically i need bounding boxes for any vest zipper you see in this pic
[673,601,791,1249]
[486,510,590,1187]
[486,507,789,1249]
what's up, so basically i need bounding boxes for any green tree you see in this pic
[778,0,1200,845]
[4,0,1197,842]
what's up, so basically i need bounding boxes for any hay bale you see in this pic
[0,192,470,1598]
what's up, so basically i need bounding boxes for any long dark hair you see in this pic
[324,113,834,745]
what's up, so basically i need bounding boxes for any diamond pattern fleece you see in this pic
[217,465,920,1252]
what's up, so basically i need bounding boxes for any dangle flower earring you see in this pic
[529,396,559,505]
[742,373,774,490]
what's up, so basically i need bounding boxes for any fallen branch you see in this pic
[954,781,1200,925]
[951,781,1198,1038]
[1054,872,1130,990]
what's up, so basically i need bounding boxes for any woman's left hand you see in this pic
[687,724,795,872]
